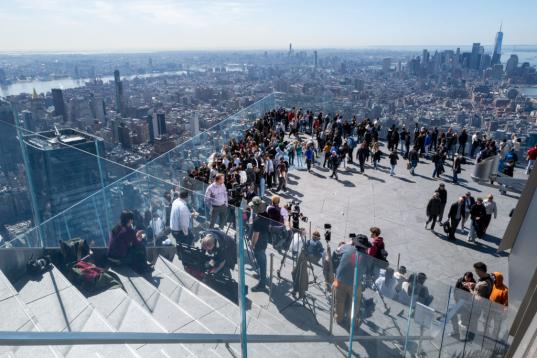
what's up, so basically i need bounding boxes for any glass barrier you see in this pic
[0,112,137,248]
[1,92,515,356]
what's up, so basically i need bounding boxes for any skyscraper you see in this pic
[0,99,22,174]
[190,113,200,136]
[51,88,66,121]
[469,43,482,70]
[492,24,503,65]
[506,54,519,75]
[156,112,166,136]
[22,128,105,228]
[117,123,132,149]
[146,115,155,144]
[288,43,292,57]
[314,50,318,69]
[114,70,125,115]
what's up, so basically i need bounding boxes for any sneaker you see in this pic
[424,223,428,229]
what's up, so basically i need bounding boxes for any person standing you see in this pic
[408,146,419,175]
[170,191,195,246]
[526,144,537,175]
[447,197,465,241]
[461,192,475,231]
[305,145,314,173]
[450,272,476,339]
[249,197,270,292]
[356,141,369,174]
[453,154,462,184]
[372,142,382,170]
[467,198,487,243]
[389,149,399,176]
[329,151,340,180]
[435,183,448,222]
[276,158,288,192]
[463,262,493,341]
[483,194,498,236]
[425,192,442,231]
[204,173,228,229]
[458,129,468,156]
[488,272,509,339]
[333,234,371,325]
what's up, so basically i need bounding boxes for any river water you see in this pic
[0,70,187,97]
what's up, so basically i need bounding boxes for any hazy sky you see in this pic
[1,0,537,52]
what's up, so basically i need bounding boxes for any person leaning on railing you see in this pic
[333,234,371,326]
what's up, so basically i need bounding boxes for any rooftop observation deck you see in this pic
[0,93,524,357]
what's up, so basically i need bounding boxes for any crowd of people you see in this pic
[424,183,498,243]
[102,106,516,340]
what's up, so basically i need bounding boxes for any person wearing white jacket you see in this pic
[483,193,498,236]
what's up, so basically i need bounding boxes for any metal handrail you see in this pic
[0,331,433,346]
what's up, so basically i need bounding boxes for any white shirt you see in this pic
[149,217,164,238]
[170,198,191,235]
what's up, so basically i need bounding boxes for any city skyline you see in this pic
[1,0,537,52]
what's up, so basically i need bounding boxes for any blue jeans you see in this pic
[254,249,267,286]
[453,170,458,183]
[259,178,266,197]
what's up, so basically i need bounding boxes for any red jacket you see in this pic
[528,147,537,161]
[368,237,386,260]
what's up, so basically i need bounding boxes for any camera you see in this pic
[324,223,332,242]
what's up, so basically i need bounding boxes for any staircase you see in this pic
[0,250,356,357]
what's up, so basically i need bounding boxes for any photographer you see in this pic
[249,197,270,293]
[267,195,287,250]
[333,234,371,326]
[200,230,237,277]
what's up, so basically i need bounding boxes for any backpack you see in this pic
[70,261,124,293]
[331,250,344,271]
[26,255,52,276]
[60,238,90,267]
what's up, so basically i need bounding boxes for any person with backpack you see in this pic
[367,227,387,262]
[108,210,152,273]
[502,148,518,177]
[408,146,419,175]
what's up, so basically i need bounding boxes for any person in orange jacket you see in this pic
[488,272,508,339]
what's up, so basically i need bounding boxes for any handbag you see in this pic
[406,162,412,170]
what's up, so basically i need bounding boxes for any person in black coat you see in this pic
[458,129,468,156]
[467,198,487,243]
[425,192,442,231]
[447,197,465,240]
[356,141,369,173]
[435,183,448,221]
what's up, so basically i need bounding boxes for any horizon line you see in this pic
[1,44,537,56]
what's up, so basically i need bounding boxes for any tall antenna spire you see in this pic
[500,21,502,32]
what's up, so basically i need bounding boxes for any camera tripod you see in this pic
[276,231,321,288]
[275,230,322,324]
